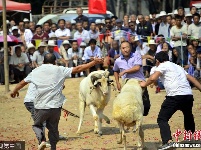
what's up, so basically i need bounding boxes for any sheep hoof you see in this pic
[76,131,81,136]
[98,132,102,136]
[94,130,99,134]
[117,140,122,144]
[106,120,110,124]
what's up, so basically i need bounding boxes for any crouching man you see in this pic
[113,41,151,116]
[10,53,103,150]
[140,51,201,150]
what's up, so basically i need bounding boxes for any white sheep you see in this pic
[112,79,144,150]
[76,70,113,136]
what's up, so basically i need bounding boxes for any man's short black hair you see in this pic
[155,51,169,63]
[44,53,56,64]
[190,6,196,11]
[35,25,42,30]
[193,13,200,19]
[15,46,21,52]
[177,6,184,10]
[89,39,97,45]
[90,22,95,25]
[105,17,111,21]
[58,19,65,24]
[157,34,164,38]
[111,16,118,20]
[175,15,182,20]
[43,21,50,26]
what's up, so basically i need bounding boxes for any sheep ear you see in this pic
[104,70,110,78]
[91,74,102,85]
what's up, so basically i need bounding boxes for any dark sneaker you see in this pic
[158,142,174,150]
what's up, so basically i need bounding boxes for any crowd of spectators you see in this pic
[0,6,201,93]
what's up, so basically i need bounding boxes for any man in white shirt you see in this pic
[170,15,188,66]
[18,21,33,46]
[74,22,90,43]
[10,53,103,150]
[140,51,201,150]
[9,46,29,83]
[158,11,170,38]
[188,13,201,42]
[55,19,70,40]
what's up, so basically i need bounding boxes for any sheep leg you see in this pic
[117,122,123,144]
[89,104,99,134]
[136,120,144,149]
[97,110,103,136]
[101,114,110,124]
[122,124,127,150]
[76,97,86,135]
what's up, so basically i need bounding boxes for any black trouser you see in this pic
[0,64,4,83]
[142,87,151,116]
[157,95,195,144]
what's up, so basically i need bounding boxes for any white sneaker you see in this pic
[38,141,46,150]
[46,142,51,148]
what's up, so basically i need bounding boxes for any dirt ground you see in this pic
[0,76,201,150]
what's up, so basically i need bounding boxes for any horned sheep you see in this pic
[76,70,114,136]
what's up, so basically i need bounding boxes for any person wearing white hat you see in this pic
[32,42,47,68]
[158,11,170,38]
[95,19,103,32]
[47,40,68,67]
[25,43,36,75]
[11,26,20,39]
[58,40,71,61]
[23,18,30,29]
[184,13,193,30]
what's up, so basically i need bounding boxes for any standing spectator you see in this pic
[74,7,88,23]
[155,15,162,35]
[55,19,70,40]
[29,22,36,36]
[43,22,51,34]
[190,6,197,15]
[65,21,71,30]
[177,6,185,18]
[194,48,201,80]
[10,53,103,150]
[158,11,170,38]
[10,19,16,27]
[32,42,47,68]
[171,18,176,27]
[136,14,153,41]
[23,18,30,29]
[145,15,150,22]
[95,19,103,33]
[89,22,99,40]
[49,23,58,38]
[166,15,172,29]
[123,14,129,26]
[188,13,201,40]
[83,19,89,31]
[18,21,33,46]
[9,46,29,83]
[74,22,90,43]
[84,39,102,75]
[170,15,188,65]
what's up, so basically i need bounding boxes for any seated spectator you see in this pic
[25,43,36,75]
[84,39,102,75]
[89,22,99,40]
[59,40,71,62]
[32,25,49,45]
[43,21,51,34]
[21,45,26,53]
[74,22,90,43]
[55,19,70,40]
[80,42,87,63]
[68,40,83,77]
[70,20,77,39]
[9,46,29,83]
[191,38,200,52]
[47,40,68,66]
[128,21,137,36]
[49,23,58,38]
[29,22,36,36]
[83,19,89,31]
[11,26,20,40]
[172,48,180,65]
[32,42,47,68]
[194,48,201,81]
